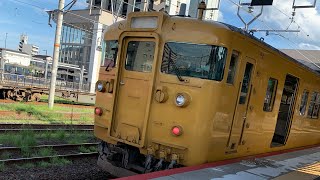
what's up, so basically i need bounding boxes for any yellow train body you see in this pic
[94,12,320,172]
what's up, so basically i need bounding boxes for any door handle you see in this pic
[119,81,125,85]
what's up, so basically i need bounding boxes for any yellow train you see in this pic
[94,11,320,176]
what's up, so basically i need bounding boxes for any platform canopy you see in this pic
[250,0,274,6]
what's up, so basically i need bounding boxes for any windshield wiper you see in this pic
[168,57,185,82]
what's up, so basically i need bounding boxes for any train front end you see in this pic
[94,11,232,175]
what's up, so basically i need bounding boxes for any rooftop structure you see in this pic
[18,34,40,56]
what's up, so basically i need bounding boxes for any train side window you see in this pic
[299,90,309,116]
[307,92,320,119]
[227,51,239,84]
[239,63,253,104]
[263,78,278,112]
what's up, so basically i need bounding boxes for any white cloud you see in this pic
[259,0,320,48]
[298,43,320,50]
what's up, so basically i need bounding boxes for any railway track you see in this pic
[0,124,93,133]
[0,124,93,129]
[0,143,99,166]
[0,142,99,154]
[1,152,98,166]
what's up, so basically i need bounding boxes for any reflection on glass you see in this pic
[101,40,118,70]
[161,42,227,81]
[125,41,155,72]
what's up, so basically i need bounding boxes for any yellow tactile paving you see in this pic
[273,162,320,180]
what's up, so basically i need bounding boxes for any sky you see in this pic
[0,0,319,56]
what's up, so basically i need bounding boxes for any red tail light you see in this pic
[172,126,183,136]
[95,107,103,116]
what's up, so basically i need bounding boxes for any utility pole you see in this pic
[43,50,49,84]
[48,0,65,109]
[4,33,8,48]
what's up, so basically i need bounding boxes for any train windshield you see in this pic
[161,42,227,81]
[101,40,118,70]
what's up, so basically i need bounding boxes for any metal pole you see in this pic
[44,58,49,84]
[4,33,8,49]
[49,0,65,109]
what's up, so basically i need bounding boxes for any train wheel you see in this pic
[7,90,12,100]
[31,93,41,102]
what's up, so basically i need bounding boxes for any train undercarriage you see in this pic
[98,142,181,177]
[0,86,43,102]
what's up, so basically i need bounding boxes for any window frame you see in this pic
[101,40,119,68]
[160,41,228,82]
[299,90,309,116]
[263,77,278,112]
[226,50,239,85]
[307,91,320,119]
[124,40,156,73]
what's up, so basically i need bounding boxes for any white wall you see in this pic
[88,22,103,93]
[187,0,219,20]
[2,50,31,66]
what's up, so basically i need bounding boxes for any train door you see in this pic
[271,74,299,146]
[227,57,256,152]
[110,37,158,147]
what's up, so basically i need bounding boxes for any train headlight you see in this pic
[175,93,190,107]
[96,81,106,92]
[176,94,185,106]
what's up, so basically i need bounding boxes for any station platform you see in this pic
[118,145,320,180]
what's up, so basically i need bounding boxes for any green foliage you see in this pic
[55,130,66,140]
[79,145,97,153]
[0,130,94,147]
[21,146,32,157]
[50,157,71,166]
[79,115,92,121]
[37,147,57,157]
[66,131,93,144]
[78,146,91,153]
[88,146,97,152]
[0,102,93,123]
[0,162,4,172]
[19,163,35,169]
[37,161,50,168]
[43,130,52,139]
[0,151,11,160]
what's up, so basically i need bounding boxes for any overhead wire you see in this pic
[225,0,320,69]
[271,5,310,37]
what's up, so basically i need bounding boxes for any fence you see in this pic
[0,73,90,92]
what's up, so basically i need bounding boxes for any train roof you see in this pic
[218,22,320,76]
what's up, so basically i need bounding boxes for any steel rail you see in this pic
[0,124,93,130]
[0,142,99,154]
[0,152,98,166]
[0,129,93,133]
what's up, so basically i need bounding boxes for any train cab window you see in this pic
[161,42,227,81]
[227,51,239,84]
[101,40,118,70]
[307,92,320,119]
[263,78,278,112]
[125,41,155,72]
[299,90,309,116]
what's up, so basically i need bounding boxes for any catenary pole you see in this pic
[48,0,65,109]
